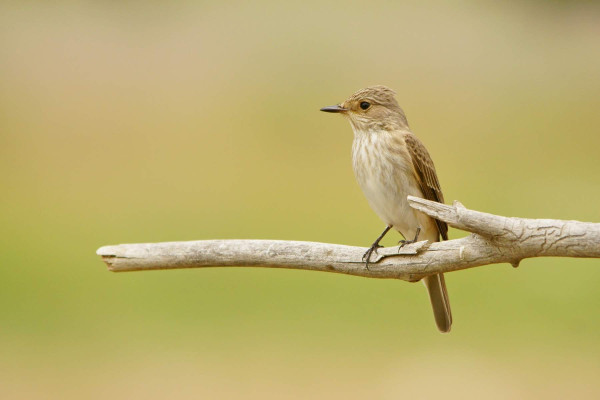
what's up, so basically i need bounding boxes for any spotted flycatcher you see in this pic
[320,85,452,332]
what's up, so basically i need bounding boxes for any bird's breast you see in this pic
[351,131,428,237]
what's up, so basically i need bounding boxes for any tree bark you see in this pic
[96,197,600,281]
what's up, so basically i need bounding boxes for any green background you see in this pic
[2,1,600,398]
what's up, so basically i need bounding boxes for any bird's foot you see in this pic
[362,244,383,270]
[362,226,392,270]
[398,228,421,251]
[397,239,414,249]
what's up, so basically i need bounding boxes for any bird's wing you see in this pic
[404,133,448,241]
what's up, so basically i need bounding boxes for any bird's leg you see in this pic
[362,225,392,269]
[398,227,421,250]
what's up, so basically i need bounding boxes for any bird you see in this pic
[320,85,452,332]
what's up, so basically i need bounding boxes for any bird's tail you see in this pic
[423,273,452,333]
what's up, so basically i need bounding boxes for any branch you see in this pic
[96,197,600,281]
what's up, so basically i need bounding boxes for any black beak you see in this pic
[320,104,347,113]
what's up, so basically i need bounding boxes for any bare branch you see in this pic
[96,198,600,281]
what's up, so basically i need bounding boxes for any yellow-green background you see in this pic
[2,1,600,398]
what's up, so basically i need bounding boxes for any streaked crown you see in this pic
[344,85,399,107]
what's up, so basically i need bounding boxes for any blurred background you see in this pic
[2,1,600,398]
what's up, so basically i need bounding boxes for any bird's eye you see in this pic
[360,101,371,110]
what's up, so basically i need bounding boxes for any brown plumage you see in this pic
[405,134,449,241]
[321,85,452,332]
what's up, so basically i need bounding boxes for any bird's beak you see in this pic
[320,104,347,113]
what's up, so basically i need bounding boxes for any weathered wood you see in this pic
[96,197,600,281]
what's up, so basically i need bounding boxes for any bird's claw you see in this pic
[398,228,421,251]
[362,244,382,270]
[397,239,414,249]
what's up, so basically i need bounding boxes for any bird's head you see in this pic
[320,85,409,132]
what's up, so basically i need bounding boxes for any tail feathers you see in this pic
[423,273,452,333]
